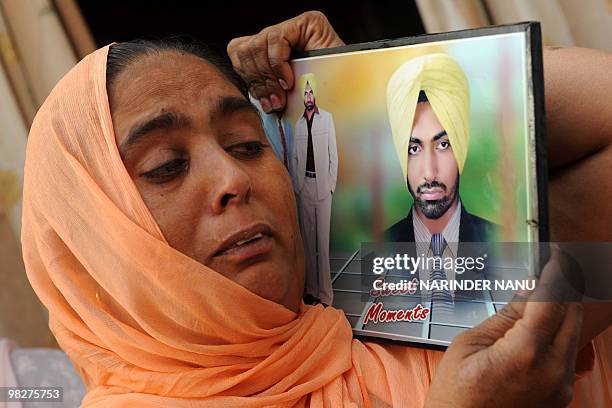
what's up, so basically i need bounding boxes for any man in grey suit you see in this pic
[292,73,338,306]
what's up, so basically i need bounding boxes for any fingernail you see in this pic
[270,94,281,110]
[260,97,271,112]
[279,78,289,90]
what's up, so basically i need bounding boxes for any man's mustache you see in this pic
[416,181,447,195]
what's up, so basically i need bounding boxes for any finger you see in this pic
[266,26,295,92]
[519,247,580,345]
[227,36,249,68]
[550,301,582,403]
[236,40,273,110]
[265,29,294,111]
[247,35,286,111]
[290,11,345,51]
[534,244,584,300]
[552,301,583,360]
[229,37,260,89]
[477,248,571,352]
[462,290,531,349]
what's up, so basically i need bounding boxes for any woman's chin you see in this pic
[215,258,300,311]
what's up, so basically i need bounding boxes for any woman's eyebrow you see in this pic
[119,97,259,155]
[210,96,260,123]
[120,111,191,154]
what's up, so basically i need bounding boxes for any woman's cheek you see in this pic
[260,158,293,199]
[263,166,298,229]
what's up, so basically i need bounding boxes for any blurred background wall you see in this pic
[0,0,610,348]
[415,0,612,52]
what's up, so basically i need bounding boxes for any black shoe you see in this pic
[303,294,320,305]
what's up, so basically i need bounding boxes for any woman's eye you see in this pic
[408,145,421,155]
[142,158,188,183]
[228,141,267,159]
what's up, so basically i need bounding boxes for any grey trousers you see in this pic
[298,177,333,305]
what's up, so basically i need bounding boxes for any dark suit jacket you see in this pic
[385,204,495,244]
[383,204,497,301]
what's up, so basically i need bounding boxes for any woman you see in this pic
[21,22,608,408]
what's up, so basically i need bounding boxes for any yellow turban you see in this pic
[386,53,470,185]
[299,73,317,96]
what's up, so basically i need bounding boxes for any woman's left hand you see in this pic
[425,247,584,408]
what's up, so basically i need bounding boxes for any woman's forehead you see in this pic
[109,51,239,109]
[108,51,245,145]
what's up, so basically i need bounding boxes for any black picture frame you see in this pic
[290,22,548,349]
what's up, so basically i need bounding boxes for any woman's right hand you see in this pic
[227,11,344,113]
[425,247,583,407]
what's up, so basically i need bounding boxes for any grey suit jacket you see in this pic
[292,108,338,200]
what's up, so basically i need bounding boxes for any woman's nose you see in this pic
[208,154,252,215]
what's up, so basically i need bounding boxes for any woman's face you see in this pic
[109,51,304,312]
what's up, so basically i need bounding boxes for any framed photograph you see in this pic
[264,22,546,347]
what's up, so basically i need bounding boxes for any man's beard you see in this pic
[408,175,459,220]
[304,100,315,111]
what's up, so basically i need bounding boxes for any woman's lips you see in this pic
[420,189,444,200]
[215,234,274,263]
[212,223,275,263]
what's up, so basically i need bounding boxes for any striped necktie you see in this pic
[430,233,454,318]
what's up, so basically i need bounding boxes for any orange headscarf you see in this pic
[20,45,441,407]
[20,45,608,407]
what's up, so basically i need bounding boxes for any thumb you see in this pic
[459,290,531,350]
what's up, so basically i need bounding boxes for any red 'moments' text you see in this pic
[363,302,430,324]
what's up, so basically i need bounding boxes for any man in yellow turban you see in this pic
[385,54,496,311]
[385,53,495,244]
[291,73,338,307]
